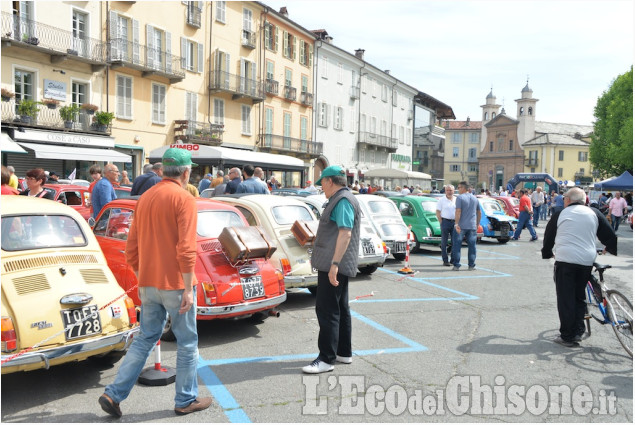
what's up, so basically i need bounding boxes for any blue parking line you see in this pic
[197,359,251,423]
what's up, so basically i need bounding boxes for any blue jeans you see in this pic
[440,219,456,263]
[611,214,623,231]
[452,228,476,268]
[540,204,547,220]
[533,205,542,226]
[514,211,537,239]
[105,286,199,408]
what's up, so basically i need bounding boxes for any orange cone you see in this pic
[399,225,414,274]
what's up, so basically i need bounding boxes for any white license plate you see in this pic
[241,276,264,300]
[61,304,102,340]
[362,241,375,255]
[394,242,407,253]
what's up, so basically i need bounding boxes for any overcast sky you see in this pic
[264,0,633,125]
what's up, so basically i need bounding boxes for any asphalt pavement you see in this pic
[1,218,632,423]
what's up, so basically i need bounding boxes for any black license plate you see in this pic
[61,304,102,340]
[362,241,375,255]
[242,276,264,300]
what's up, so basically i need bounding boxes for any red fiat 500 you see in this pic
[92,197,287,340]
[43,184,92,220]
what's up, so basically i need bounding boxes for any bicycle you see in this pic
[584,261,633,357]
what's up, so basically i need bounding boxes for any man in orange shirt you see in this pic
[512,189,538,241]
[99,148,212,418]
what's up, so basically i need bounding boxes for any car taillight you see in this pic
[276,270,285,293]
[1,317,17,352]
[382,242,388,254]
[280,258,292,276]
[201,281,217,305]
[124,296,137,325]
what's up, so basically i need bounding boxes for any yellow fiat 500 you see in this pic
[1,195,138,374]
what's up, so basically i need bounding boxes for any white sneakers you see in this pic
[302,358,334,374]
[335,355,352,364]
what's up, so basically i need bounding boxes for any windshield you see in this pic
[368,200,398,214]
[380,223,409,238]
[480,199,504,214]
[510,198,520,206]
[420,200,437,213]
[271,205,313,225]
[2,214,87,251]
[197,210,245,238]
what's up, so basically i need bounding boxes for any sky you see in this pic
[264,0,633,125]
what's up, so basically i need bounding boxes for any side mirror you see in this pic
[87,217,95,227]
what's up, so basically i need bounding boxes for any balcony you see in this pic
[358,131,398,152]
[258,133,323,159]
[467,156,479,163]
[174,120,224,146]
[525,158,539,167]
[300,91,313,106]
[283,86,297,101]
[1,12,107,70]
[350,86,360,100]
[1,99,111,135]
[265,79,279,95]
[241,30,256,49]
[107,38,185,83]
[209,70,264,103]
[186,5,202,28]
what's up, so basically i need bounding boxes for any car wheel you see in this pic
[307,286,318,295]
[89,350,125,366]
[161,314,176,342]
[497,238,509,244]
[358,265,378,275]
[414,242,421,252]
[393,253,406,261]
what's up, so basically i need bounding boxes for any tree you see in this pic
[590,67,633,178]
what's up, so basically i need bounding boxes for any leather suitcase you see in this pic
[218,226,277,262]
[291,220,319,246]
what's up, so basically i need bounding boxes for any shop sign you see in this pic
[43,79,67,101]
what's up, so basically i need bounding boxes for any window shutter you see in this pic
[131,19,140,64]
[197,42,204,73]
[109,11,119,59]
[274,26,279,52]
[239,58,246,92]
[251,61,257,95]
[185,92,191,122]
[146,25,154,68]
[309,45,313,67]
[283,30,288,57]
[299,41,305,65]
[293,36,297,61]
[165,32,172,72]
[224,53,230,87]
[181,37,187,69]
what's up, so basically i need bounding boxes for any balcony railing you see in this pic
[350,86,360,99]
[210,70,265,103]
[283,86,297,101]
[107,38,185,83]
[241,30,256,49]
[525,158,539,166]
[1,99,111,134]
[300,91,313,106]
[174,119,224,146]
[358,131,398,151]
[467,156,479,163]
[186,5,202,28]
[258,133,323,158]
[1,12,107,66]
[265,79,279,95]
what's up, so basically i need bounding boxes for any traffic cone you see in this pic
[138,340,176,386]
[398,225,414,274]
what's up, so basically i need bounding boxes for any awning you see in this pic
[149,144,305,171]
[1,132,27,154]
[364,168,432,180]
[17,142,132,163]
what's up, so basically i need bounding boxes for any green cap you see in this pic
[316,165,345,186]
[162,147,198,167]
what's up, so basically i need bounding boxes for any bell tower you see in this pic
[480,88,500,152]
[516,79,538,146]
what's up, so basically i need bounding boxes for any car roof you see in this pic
[1,194,84,218]
[217,193,309,207]
[101,196,244,213]
[44,184,88,191]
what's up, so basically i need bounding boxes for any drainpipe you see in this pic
[389,78,398,170]
[259,7,269,163]
[356,61,366,174]
[207,1,213,134]
[105,1,109,112]
[313,38,322,181]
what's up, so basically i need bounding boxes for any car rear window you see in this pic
[368,200,398,214]
[271,205,313,225]
[380,223,408,238]
[420,200,437,213]
[480,199,504,214]
[197,210,244,238]
[1,214,87,251]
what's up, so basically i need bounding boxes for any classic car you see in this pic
[92,197,287,340]
[291,194,389,275]
[215,194,320,293]
[42,184,92,220]
[1,196,138,374]
[271,188,312,196]
[57,179,91,187]
[491,195,520,219]
[355,194,412,261]
[478,197,518,243]
[390,195,442,250]
[113,185,132,199]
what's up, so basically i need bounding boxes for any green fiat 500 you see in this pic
[389,195,442,251]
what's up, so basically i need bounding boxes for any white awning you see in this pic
[1,132,27,154]
[364,168,432,180]
[149,144,305,170]
[17,143,132,163]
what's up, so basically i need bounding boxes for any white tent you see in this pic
[363,168,432,190]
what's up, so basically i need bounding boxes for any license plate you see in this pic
[394,242,407,253]
[241,276,264,300]
[61,304,102,341]
[362,241,375,255]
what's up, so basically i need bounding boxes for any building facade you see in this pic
[442,117,481,187]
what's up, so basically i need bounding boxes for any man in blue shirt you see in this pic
[197,173,212,193]
[130,163,163,196]
[92,164,119,219]
[236,165,268,194]
[224,167,242,194]
[552,191,565,214]
[452,181,481,271]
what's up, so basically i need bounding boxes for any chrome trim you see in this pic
[196,293,287,317]
[283,274,318,288]
[60,293,93,305]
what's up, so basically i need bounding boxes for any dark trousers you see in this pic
[554,262,592,342]
[315,271,352,364]
[440,219,456,263]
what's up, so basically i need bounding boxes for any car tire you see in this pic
[497,238,509,244]
[414,242,421,252]
[358,265,378,275]
[307,286,318,295]
[89,350,125,366]
[161,314,176,342]
[393,253,406,261]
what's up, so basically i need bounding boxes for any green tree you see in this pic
[590,67,633,178]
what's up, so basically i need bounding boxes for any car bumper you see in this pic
[419,236,442,244]
[357,252,388,267]
[197,293,287,317]
[1,327,138,374]
[282,274,318,289]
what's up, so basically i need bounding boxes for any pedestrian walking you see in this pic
[303,166,360,374]
[512,189,538,241]
[98,148,212,418]
[130,163,163,196]
[91,164,119,218]
[541,187,617,347]
[435,184,456,266]
[452,181,480,271]
[608,192,628,232]
[224,167,242,194]
[530,186,545,227]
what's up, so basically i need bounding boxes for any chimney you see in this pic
[354,49,365,60]
[279,7,288,17]
[466,116,470,126]
[385,70,390,75]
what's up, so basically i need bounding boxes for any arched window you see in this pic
[528,107,533,116]
[492,112,496,119]
[484,112,488,120]
[519,107,524,116]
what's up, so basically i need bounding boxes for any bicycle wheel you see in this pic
[606,289,633,357]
